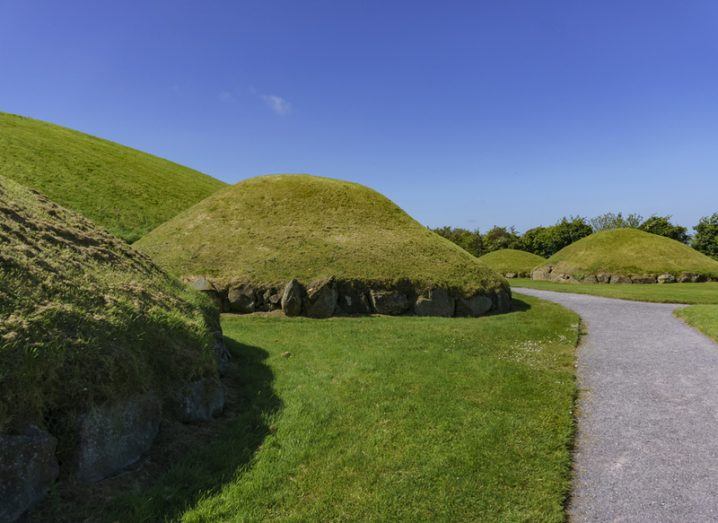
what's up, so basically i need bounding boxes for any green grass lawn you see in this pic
[676,306,718,343]
[108,295,578,522]
[511,278,718,305]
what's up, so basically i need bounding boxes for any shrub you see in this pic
[590,212,643,231]
[521,217,592,257]
[483,226,522,253]
[432,227,484,257]
[693,213,718,259]
[639,215,689,243]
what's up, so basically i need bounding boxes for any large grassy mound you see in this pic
[0,112,226,242]
[0,175,219,432]
[135,174,506,295]
[532,228,718,283]
[479,249,546,278]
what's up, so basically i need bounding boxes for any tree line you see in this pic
[433,212,718,259]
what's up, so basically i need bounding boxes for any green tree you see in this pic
[483,226,521,253]
[521,217,592,257]
[590,212,643,231]
[693,213,718,259]
[639,215,689,243]
[432,226,484,257]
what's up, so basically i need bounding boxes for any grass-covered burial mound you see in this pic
[136,174,511,318]
[0,176,228,520]
[0,112,226,242]
[478,249,546,278]
[532,228,718,284]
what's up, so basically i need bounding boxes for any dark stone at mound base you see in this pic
[596,273,611,284]
[168,378,225,423]
[370,289,410,315]
[336,280,372,314]
[610,275,632,284]
[632,275,657,284]
[281,279,305,316]
[581,275,598,284]
[304,277,338,318]
[188,277,223,310]
[531,267,552,280]
[415,288,455,317]
[228,284,257,314]
[658,273,676,284]
[261,287,282,311]
[0,426,59,522]
[74,393,161,483]
[455,294,493,317]
[492,288,512,313]
[213,330,231,376]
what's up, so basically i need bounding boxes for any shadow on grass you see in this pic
[510,297,532,313]
[108,337,281,522]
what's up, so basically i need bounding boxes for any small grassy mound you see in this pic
[533,228,718,282]
[0,112,226,242]
[479,249,546,277]
[0,175,219,432]
[136,174,506,295]
[106,296,578,521]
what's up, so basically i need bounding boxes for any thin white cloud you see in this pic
[261,94,291,115]
[218,91,236,103]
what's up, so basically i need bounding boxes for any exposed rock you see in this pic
[610,275,632,284]
[74,393,161,483]
[213,330,231,376]
[304,277,338,318]
[187,276,215,292]
[0,426,59,522]
[415,288,455,317]
[596,273,612,284]
[370,289,410,315]
[531,266,552,280]
[581,275,599,284]
[167,378,225,423]
[504,272,517,279]
[492,288,513,313]
[261,287,282,311]
[455,294,493,317]
[336,280,372,314]
[281,279,305,316]
[550,272,577,283]
[657,273,676,284]
[632,275,657,284]
[227,284,257,314]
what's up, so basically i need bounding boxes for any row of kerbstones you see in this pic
[532,266,716,284]
[191,276,512,318]
[0,334,230,523]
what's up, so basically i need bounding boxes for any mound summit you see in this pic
[136,174,511,317]
[0,112,226,242]
[478,249,546,278]
[532,228,718,284]
[0,175,228,519]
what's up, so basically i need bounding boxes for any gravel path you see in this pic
[515,288,718,522]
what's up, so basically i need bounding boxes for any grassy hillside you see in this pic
[0,112,226,242]
[479,249,546,277]
[106,295,578,522]
[136,174,507,295]
[534,228,718,280]
[0,174,219,432]
[512,279,718,304]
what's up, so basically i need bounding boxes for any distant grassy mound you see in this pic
[532,228,718,283]
[136,174,506,299]
[0,112,226,242]
[479,249,546,278]
[0,174,220,433]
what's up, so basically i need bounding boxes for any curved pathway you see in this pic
[515,288,718,522]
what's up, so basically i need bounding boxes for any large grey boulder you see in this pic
[581,275,599,284]
[213,330,231,376]
[657,273,676,284]
[632,275,657,284]
[0,426,58,522]
[336,280,372,315]
[492,288,512,313]
[455,294,493,317]
[531,266,552,280]
[370,289,410,315]
[188,276,224,310]
[415,288,455,317]
[596,273,612,284]
[304,277,338,318]
[260,287,282,311]
[610,275,632,284]
[74,393,161,483]
[281,279,305,316]
[168,378,225,423]
[227,284,257,314]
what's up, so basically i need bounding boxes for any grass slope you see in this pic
[0,112,226,242]
[109,295,578,522]
[676,306,718,343]
[0,175,219,432]
[534,228,718,279]
[512,279,718,304]
[479,249,546,277]
[136,174,506,295]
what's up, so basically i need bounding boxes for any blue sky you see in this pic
[2,1,717,232]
